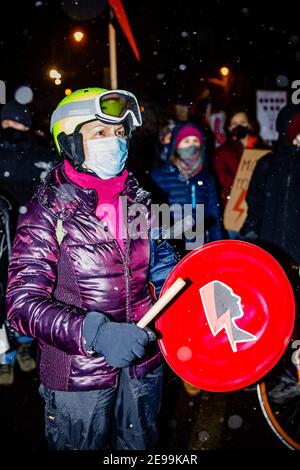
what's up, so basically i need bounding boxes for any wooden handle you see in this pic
[137,277,186,329]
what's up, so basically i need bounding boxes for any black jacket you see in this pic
[241,104,300,265]
[0,129,55,230]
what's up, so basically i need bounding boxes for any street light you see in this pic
[207,66,232,97]
[73,31,84,42]
[49,69,61,79]
[65,88,72,96]
[220,66,230,77]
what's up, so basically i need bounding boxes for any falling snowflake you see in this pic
[15,86,33,105]
[19,206,28,214]
[198,431,210,442]
[290,35,299,44]
[181,31,189,38]
[179,64,187,71]
[4,171,10,177]
[276,75,289,87]
[177,346,192,361]
[228,415,243,430]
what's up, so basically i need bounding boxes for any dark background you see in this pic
[1,0,300,130]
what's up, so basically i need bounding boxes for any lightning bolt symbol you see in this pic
[209,308,237,351]
[200,281,257,353]
[232,189,247,221]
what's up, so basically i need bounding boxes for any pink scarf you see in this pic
[64,160,128,251]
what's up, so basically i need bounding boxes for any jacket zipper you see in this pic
[118,237,132,323]
[98,214,135,377]
[97,218,132,322]
[186,179,197,209]
[191,183,196,210]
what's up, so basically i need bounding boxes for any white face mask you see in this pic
[84,136,128,179]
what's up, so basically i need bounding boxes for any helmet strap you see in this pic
[57,131,85,168]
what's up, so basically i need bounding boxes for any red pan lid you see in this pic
[156,240,295,392]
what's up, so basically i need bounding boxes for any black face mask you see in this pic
[232,125,249,140]
[1,128,29,143]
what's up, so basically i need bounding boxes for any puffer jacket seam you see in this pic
[56,244,87,357]
[60,246,83,309]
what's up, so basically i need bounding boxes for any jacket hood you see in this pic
[276,104,300,152]
[166,121,206,164]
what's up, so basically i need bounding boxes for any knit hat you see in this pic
[0,100,32,128]
[175,124,203,148]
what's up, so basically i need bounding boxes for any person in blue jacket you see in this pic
[150,122,223,251]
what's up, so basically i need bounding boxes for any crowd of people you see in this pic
[0,85,300,450]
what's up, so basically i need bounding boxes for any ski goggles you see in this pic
[50,89,142,131]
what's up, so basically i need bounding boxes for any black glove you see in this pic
[83,312,150,368]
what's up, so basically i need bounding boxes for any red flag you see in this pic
[108,0,140,61]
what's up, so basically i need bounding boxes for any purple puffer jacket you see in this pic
[6,164,164,391]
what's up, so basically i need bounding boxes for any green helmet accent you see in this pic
[51,87,108,154]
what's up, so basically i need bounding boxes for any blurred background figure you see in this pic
[189,92,216,165]
[0,100,54,225]
[212,108,268,210]
[0,99,54,386]
[158,119,175,162]
[150,121,223,258]
[127,100,163,185]
[209,109,226,148]
[174,102,190,124]
[241,104,300,276]
[189,86,227,163]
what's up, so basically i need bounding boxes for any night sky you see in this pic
[1,0,300,128]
